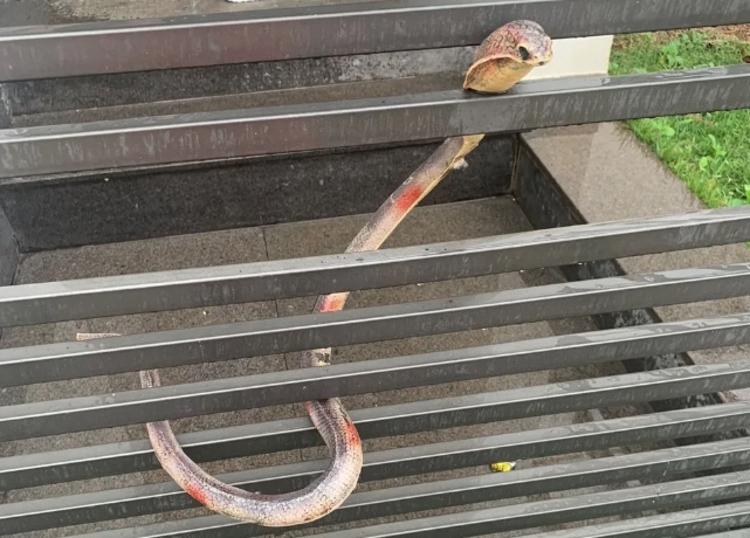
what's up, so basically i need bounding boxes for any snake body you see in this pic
[78,20,552,528]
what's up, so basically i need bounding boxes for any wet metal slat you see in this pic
[24,440,750,538]
[67,500,750,538]
[522,501,750,538]
[4,408,750,534]
[2,66,750,179]
[4,320,750,488]
[295,471,750,538]
[2,0,749,81]
[692,531,750,538]
[3,207,750,328]
[114,470,750,538]
[4,264,750,389]
[5,349,750,442]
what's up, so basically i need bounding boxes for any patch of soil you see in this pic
[633,24,750,45]
[612,23,750,58]
[712,23,750,42]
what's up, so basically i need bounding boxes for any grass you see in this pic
[608,30,750,208]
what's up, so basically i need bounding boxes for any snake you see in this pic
[77,20,552,528]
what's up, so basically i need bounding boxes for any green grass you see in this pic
[609,31,750,207]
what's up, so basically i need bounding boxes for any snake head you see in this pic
[463,20,553,93]
[506,20,553,67]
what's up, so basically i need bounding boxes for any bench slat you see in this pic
[2,66,749,179]
[3,403,750,534]
[2,312,750,488]
[3,263,750,391]
[2,0,749,82]
[3,207,750,328]
[62,499,750,538]
[5,341,750,444]
[511,500,750,538]
[281,475,750,538]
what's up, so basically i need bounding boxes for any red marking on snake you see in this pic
[186,482,208,505]
[343,418,361,442]
[319,294,345,313]
[394,184,424,213]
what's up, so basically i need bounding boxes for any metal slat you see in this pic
[22,441,750,538]
[5,311,750,488]
[5,263,750,389]
[3,207,750,328]
[2,65,750,179]
[81,470,750,538]
[2,0,749,81]
[6,433,748,531]
[5,344,750,443]
[4,406,750,534]
[65,500,750,538]
[522,501,750,538]
[694,532,750,538]
[281,470,750,538]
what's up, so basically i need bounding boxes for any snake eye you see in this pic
[517,46,531,61]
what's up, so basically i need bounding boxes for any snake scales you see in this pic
[78,20,552,528]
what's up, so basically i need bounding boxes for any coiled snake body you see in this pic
[79,20,552,528]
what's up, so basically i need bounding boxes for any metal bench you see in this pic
[3,1,750,536]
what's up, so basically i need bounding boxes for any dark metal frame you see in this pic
[2,1,750,536]
[2,0,750,81]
